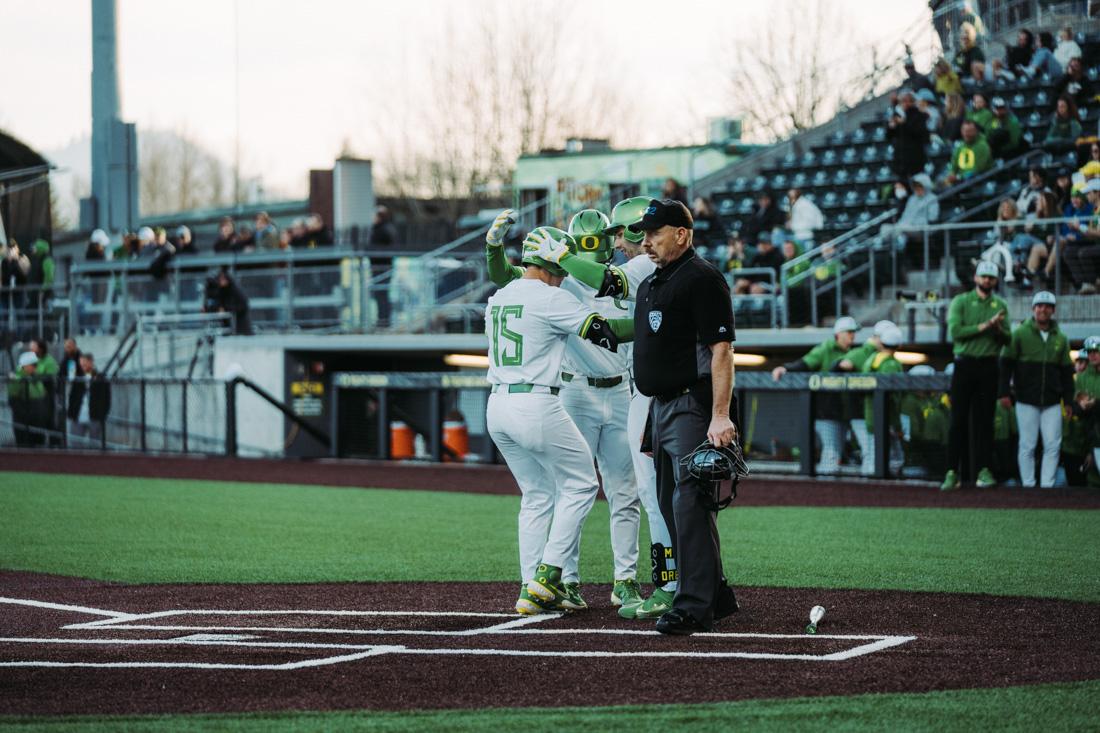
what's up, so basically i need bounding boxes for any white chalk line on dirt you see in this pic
[0,596,134,619]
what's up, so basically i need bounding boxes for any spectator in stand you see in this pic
[1054,26,1082,71]
[212,217,240,253]
[305,214,331,246]
[60,338,83,381]
[916,89,942,135]
[741,190,786,246]
[941,261,1011,491]
[958,1,986,42]
[942,92,966,142]
[1025,31,1062,79]
[27,235,55,309]
[888,90,929,179]
[1056,187,1094,289]
[786,188,824,245]
[30,336,61,445]
[884,173,939,256]
[1054,57,1092,111]
[691,196,721,251]
[1005,29,1035,78]
[286,218,308,248]
[1065,178,1100,293]
[134,226,156,258]
[934,58,963,96]
[721,232,749,275]
[254,212,280,250]
[2,240,31,312]
[903,57,935,95]
[86,229,109,261]
[998,291,1074,488]
[944,120,993,186]
[237,225,255,252]
[1064,337,1100,486]
[1052,167,1073,209]
[966,60,988,86]
[369,205,397,246]
[661,177,689,207]
[987,97,1023,159]
[1016,166,1051,215]
[174,226,199,255]
[733,229,786,295]
[953,22,985,77]
[966,92,993,132]
[1021,192,1062,287]
[67,352,110,446]
[1080,143,1100,180]
[8,351,47,447]
[203,266,253,335]
[1044,94,1082,152]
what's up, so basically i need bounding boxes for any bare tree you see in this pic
[728,0,881,141]
[366,1,639,218]
[139,129,233,216]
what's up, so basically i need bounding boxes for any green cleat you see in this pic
[516,584,561,615]
[563,582,588,611]
[976,467,996,488]
[527,564,570,608]
[611,578,643,613]
[940,470,960,492]
[632,587,676,619]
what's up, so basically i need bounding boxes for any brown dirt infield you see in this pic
[4,450,1100,509]
[2,569,1099,716]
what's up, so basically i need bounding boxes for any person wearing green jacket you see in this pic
[942,261,1011,491]
[1063,347,1096,485]
[1073,336,1100,484]
[998,291,1075,488]
[8,351,48,447]
[772,316,860,473]
[944,120,994,186]
[30,337,61,445]
[852,323,905,475]
[986,97,1023,159]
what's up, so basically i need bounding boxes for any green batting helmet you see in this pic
[607,196,651,244]
[521,226,574,277]
[567,209,613,263]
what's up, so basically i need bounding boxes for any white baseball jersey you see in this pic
[485,279,595,387]
[560,277,631,378]
[617,254,657,301]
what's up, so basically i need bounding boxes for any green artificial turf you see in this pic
[1,471,1098,601]
[2,681,1099,732]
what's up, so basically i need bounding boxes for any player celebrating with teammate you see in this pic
[485,207,643,613]
[483,226,632,615]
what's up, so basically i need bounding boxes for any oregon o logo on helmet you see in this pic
[645,205,657,215]
[579,235,600,251]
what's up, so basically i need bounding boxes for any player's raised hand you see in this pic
[486,209,517,246]
[531,229,570,264]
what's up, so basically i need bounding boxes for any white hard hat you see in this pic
[975,261,999,278]
[908,364,935,376]
[880,325,904,347]
[874,320,897,337]
[1031,290,1056,307]
[17,351,38,368]
[138,226,155,243]
[834,316,859,334]
[90,229,110,246]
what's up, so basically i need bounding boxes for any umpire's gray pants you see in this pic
[651,392,727,628]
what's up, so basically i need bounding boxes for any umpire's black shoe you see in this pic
[715,585,740,621]
[655,608,708,636]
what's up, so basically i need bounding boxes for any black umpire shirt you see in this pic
[634,247,735,398]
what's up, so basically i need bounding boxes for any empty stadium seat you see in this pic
[801,151,817,167]
[823,191,839,207]
[781,151,798,169]
[854,167,871,183]
[731,176,750,193]
[834,169,850,185]
[771,173,788,189]
[872,127,887,143]
[822,149,837,165]
[813,170,828,186]
[843,147,858,164]
[792,172,808,188]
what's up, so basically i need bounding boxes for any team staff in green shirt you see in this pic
[1074,337,1100,482]
[942,261,1011,491]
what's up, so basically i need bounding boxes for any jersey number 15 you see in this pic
[490,305,524,366]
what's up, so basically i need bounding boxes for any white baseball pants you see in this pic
[561,379,640,582]
[1015,402,1062,488]
[487,392,600,582]
[815,419,845,473]
[851,418,873,475]
[628,389,677,592]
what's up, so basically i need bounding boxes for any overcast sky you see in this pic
[1,0,935,197]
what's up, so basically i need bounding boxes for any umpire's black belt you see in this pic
[561,372,624,389]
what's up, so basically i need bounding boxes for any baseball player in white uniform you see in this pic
[484,226,632,615]
[486,209,642,613]
[530,196,680,620]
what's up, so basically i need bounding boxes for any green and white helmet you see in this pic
[521,226,575,277]
[607,196,651,244]
[1083,336,1100,353]
[567,209,613,263]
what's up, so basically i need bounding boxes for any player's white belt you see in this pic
[561,371,627,389]
[490,383,560,395]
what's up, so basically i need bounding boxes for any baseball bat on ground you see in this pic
[805,605,825,634]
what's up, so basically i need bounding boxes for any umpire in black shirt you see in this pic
[630,198,739,635]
